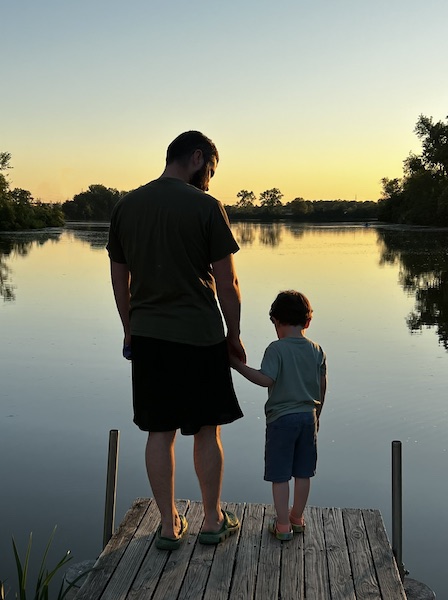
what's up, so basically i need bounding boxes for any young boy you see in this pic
[231,290,327,540]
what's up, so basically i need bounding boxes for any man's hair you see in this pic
[166,131,219,166]
[269,290,313,327]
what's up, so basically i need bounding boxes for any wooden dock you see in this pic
[74,498,406,600]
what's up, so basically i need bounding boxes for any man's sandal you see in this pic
[198,510,240,545]
[155,514,188,550]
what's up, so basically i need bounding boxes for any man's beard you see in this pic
[189,163,209,191]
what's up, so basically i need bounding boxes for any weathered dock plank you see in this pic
[75,500,406,600]
[202,502,244,600]
[75,498,151,600]
[254,504,280,600]
[343,508,382,599]
[230,503,264,599]
[363,509,406,600]
[323,507,357,600]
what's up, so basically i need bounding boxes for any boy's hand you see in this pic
[229,354,243,370]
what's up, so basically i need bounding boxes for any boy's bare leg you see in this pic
[272,481,291,529]
[194,425,224,531]
[290,477,310,525]
[145,431,181,538]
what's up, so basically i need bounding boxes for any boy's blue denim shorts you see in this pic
[264,412,317,483]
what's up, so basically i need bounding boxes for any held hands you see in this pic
[226,335,246,365]
[229,353,244,371]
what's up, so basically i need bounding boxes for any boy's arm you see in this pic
[316,373,327,425]
[231,358,274,388]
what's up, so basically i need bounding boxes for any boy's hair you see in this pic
[166,131,219,166]
[269,290,313,327]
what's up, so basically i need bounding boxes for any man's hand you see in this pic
[227,335,246,364]
[123,337,132,360]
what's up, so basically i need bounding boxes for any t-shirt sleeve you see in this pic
[208,200,239,263]
[320,349,327,376]
[106,209,127,264]
[260,343,280,381]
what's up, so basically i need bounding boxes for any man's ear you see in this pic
[190,149,204,168]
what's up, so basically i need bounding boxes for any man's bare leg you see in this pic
[194,425,224,531]
[145,430,181,538]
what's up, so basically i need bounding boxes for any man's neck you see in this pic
[160,164,190,183]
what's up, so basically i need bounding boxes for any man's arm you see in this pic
[110,260,131,346]
[211,253,246,363]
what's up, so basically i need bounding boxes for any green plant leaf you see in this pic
[8,528,74,600]
[38,552,72,592]
[36,527,56,589]
[12,533,33,600]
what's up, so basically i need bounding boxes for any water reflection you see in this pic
[232,222,256,246]
[377,228,448,349]
[0,231,62,301]
[67,229,109,250]
[232,221,283,247]
[64,222,109,250]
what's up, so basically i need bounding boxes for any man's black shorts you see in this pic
[131,335,243,434]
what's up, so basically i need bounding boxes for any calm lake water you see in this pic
[1,221,447,597]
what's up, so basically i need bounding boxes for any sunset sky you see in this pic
[3,0,448,204]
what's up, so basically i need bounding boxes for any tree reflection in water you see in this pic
[259,223,282,247]
[0,231,62,301]
[377,228,448,349]
[231,222,257,246]
[231,222,283,247]
[66,223,109,250]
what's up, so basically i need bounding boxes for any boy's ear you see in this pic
[304,317,311,329]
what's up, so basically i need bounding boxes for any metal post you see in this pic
[392,440,405,580]
[103,429,120,549]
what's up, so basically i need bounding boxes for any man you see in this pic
[107,131,245,549]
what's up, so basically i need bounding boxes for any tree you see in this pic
[236,189,256,210]
[259,188,283,214]
[414,114,448,176]
[0,152,64,231]
[0,152,12,198]
[62,184,123,221]
[0,151,11,172]
[287,197,310,218]
[379,114,448,225]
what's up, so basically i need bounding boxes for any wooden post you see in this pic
[103,429,120,549]
[392,440,406,580]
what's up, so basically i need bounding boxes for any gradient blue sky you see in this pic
[2,0,448,204]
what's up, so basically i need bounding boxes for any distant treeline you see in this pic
[225,190,378,221]
[60,184,379,222]
[0,153,64,230]
[3,112,447,231]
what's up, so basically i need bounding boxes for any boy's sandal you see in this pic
[155,514,188,550]
[268,519,293,541]
[198,510,240,545]
[290,517,306,533]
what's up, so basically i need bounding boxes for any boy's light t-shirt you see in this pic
[260,336,327,424]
